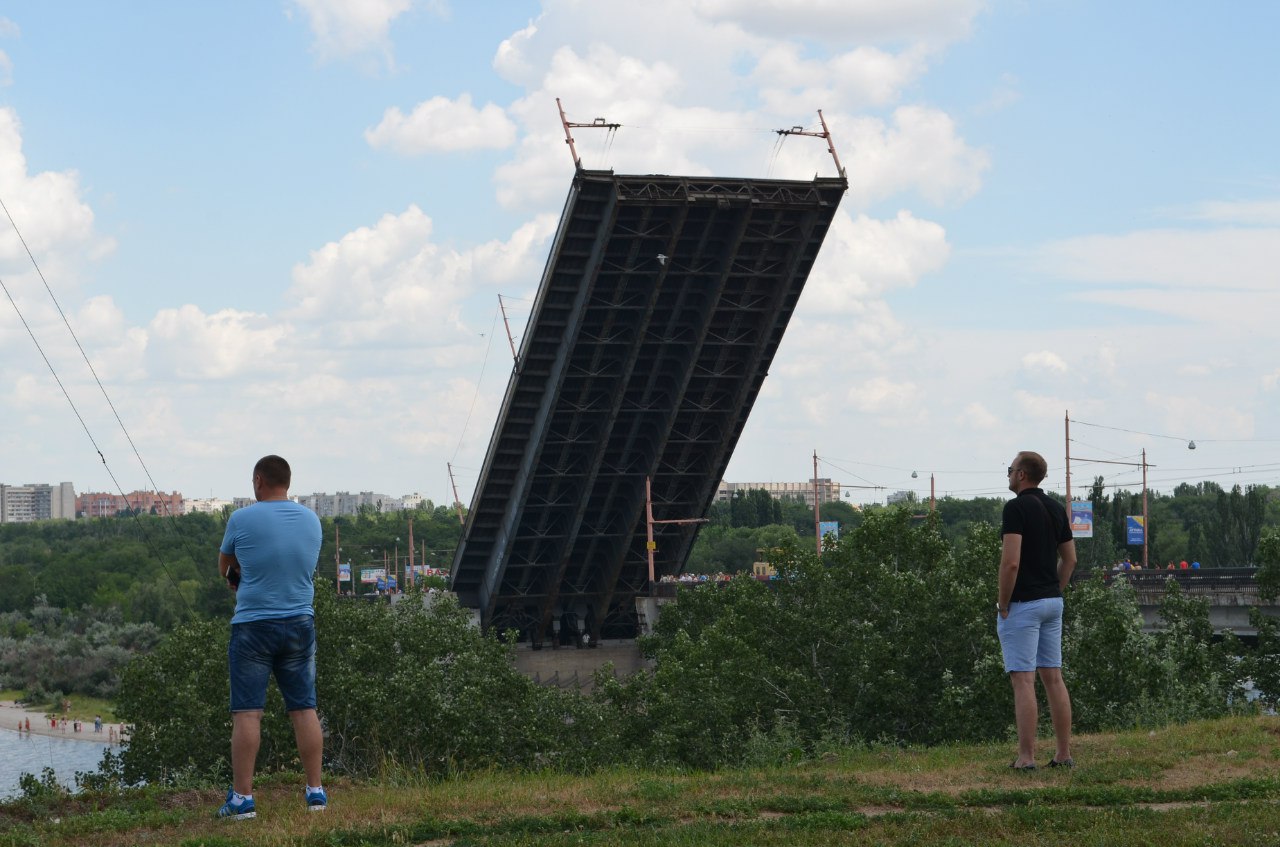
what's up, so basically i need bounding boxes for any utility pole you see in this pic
[407,517,415,589]
[1064,410,1072,507]
[646,476,709,587]
[447,463,465,526]
[1142,448,1149,570]
[813,450,822,554]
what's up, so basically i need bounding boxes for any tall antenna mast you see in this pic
[775,110,847,181]
[556,97,621,170]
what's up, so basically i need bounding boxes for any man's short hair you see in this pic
[1014,451,1048,484]
[254,455,292,489]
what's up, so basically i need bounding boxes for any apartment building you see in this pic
[0,482,77,523]
[714,478,843,508]
[76,490,184,518]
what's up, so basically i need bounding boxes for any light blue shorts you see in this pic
[996,597,1064,673]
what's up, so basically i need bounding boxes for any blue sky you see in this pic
[1,1,1277,508]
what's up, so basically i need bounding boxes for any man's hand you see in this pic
[219,551,241,592]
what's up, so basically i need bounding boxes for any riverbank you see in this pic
[2,715,1279,846]
[0,701,125,744]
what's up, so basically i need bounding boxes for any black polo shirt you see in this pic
[1001,487,1072,602]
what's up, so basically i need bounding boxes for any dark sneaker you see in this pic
[217,789,256,820]
[305,786,327,812]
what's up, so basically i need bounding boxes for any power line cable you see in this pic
[1071,416,1280,445]
[1,193,198,616]
[0,208,193,614]
[451,303,502,464]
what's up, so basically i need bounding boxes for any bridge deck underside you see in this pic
[450,171,845,641]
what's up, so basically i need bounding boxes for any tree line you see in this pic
[0,503,464,700]
[688,480,1280,574]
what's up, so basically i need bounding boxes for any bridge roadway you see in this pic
[1086,567,1278,636]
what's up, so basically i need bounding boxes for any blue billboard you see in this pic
[1070,502,1093,539]
[1126,515,1145,545]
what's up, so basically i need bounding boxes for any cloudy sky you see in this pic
[0,1,1277,508]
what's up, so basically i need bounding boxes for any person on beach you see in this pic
[216,455,325,820]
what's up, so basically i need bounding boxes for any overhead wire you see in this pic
[451,303,502,464]
[0,194,194,614]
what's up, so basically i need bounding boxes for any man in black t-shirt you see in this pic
[998,450,1077,770]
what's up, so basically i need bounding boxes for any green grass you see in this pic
[4,715,1280,846]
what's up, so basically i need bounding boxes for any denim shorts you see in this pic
[229,615,317,712]
[996,597,1064,673]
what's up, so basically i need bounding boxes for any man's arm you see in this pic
[998,533,1021,618]
[1057,539,1077,591]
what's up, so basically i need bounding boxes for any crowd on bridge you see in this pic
[658,572,736,585]
[1112,558,1201,572]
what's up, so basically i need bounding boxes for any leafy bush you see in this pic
[113,589,617,785]
[601,510,1010,768]
[0,601,159,699]
[608,509,1245,768]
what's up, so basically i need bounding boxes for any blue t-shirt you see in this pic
[220,500,322,624]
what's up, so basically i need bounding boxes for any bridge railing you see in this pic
[1074,566,1267,606]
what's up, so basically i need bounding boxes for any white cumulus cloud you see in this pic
[365,94,518,154]
[846,376,921,414]
[958,401,1000,430]
[692,0,984,45]
[286,204,553,345]
[805,210,951,311]
[0,107,113,271]
[753,42,932,111]
[147,305,290,380]
[842,106,991,207]
[1021,350,1068,374]
[290,0,417,66]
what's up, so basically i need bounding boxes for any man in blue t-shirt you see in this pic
[216,455,325,820]
[997,450,1077,770]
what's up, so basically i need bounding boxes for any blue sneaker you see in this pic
[305,786,327,812]
[217,789,256,820]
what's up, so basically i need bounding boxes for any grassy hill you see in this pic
[4,715,1280,846]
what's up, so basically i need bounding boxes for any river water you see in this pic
[0,729,113,800]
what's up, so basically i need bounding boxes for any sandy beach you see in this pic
[0,701,126,744]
